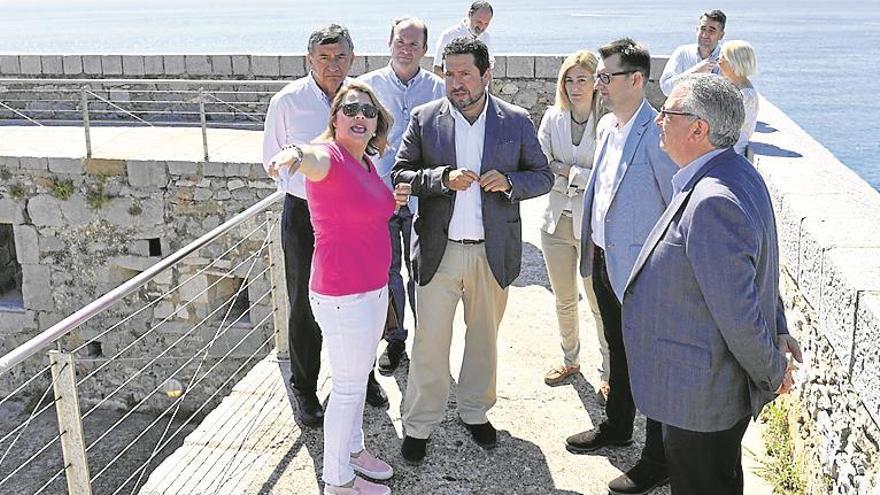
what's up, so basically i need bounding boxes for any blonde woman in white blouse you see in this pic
[719,40,759,155]
[538,50,610,396]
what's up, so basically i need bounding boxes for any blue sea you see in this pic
[1,0,878,190]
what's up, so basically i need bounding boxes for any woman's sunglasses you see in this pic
[341,102,378,119]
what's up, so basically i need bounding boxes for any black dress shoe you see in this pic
[608,458,669,495]
[293,392,324,427]
[365,371,389,408]
[401,435,427,464]
[565,426,632,454]
[462,420,497,449]
[378,341,406,375]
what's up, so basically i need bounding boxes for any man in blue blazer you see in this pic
[568,38,679,494]
[392,38,552,463]
[623,74,796,494]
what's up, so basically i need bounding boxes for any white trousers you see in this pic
[309,286,387,486]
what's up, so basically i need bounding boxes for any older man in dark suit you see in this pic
[392,37,552,464]
[622,74,798,494]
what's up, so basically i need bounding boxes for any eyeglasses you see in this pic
[595,70,638,84]
[658,107,701,120]
[341,102,379,119]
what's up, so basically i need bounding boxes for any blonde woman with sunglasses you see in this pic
[268,81,402,495]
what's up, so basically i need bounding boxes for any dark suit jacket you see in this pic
[622,148,788,432]
[392,95,552,288]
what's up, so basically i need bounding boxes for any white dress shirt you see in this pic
[262,73,348,198]
[659,43,722,96]
[448,97,488,241]
[590,100,645,249]
[433,19,495,69]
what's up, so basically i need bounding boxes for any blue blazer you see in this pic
[579,100,678,301]
[392,95,553,288]
[622,148,789,432]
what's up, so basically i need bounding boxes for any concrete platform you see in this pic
[133,189,775,495]
[0,124,261,163]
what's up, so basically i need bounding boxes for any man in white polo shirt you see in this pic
[432,1,496,76]
[659,9,726,96]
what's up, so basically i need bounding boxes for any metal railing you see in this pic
[0,78,285,160]
[0,190,287,495]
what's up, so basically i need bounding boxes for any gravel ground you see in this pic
[9,194,770,494]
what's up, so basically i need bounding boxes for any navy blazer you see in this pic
[392,95,552,288]
[622,148,788,432]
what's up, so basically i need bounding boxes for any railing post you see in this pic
[80,86,92,158]
[266,211,289,360]
[198,87,209,162]
[49,350,93,495]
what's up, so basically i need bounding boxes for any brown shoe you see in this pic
[599,381,611,400]
[544,364,580,386]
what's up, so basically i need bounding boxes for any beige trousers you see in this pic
[540,214,610,380]
[402,241,508,439]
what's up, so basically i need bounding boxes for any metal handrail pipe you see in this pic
[0,190,284,375]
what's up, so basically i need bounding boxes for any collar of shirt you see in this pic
[384,63,425,89]
[672,147,726,195]
[692,43,722,61]
[449,91,489,127]
[458,17,479,37]
[609,99,646,143]
[307,72,334,106]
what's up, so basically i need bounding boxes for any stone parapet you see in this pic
[754,99,880,493]
[0,53,670,81]
[0,154,278,411]
[0,54,669,130]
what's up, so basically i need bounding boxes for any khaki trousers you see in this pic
[540,214,609,380]
[403,241,508,439]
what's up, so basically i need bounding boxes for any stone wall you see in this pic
[0,54,669,127]
[755,100,880,494]
[0,155,278,412]
[0,224,22,298]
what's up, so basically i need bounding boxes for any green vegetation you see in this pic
[49,177,75,200]
[9,183,27,200]
[128,202,143,216]
[0,168,11,181]
[86,179,109,210]
[749,400,807,494]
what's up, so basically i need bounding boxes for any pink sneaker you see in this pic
[350,449,394,480]
[323,476,391,495]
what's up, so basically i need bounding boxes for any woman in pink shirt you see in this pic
[268,81,402,495]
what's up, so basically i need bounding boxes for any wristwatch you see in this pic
[281,143,304,165]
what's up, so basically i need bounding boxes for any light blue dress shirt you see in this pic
[671,147,726,196]
[358,65,445,187]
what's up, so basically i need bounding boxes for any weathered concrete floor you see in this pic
[0,125,261,163]
[136,190,775,495]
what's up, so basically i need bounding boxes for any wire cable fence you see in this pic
[0,190,288,494]
[0,78,285,160]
